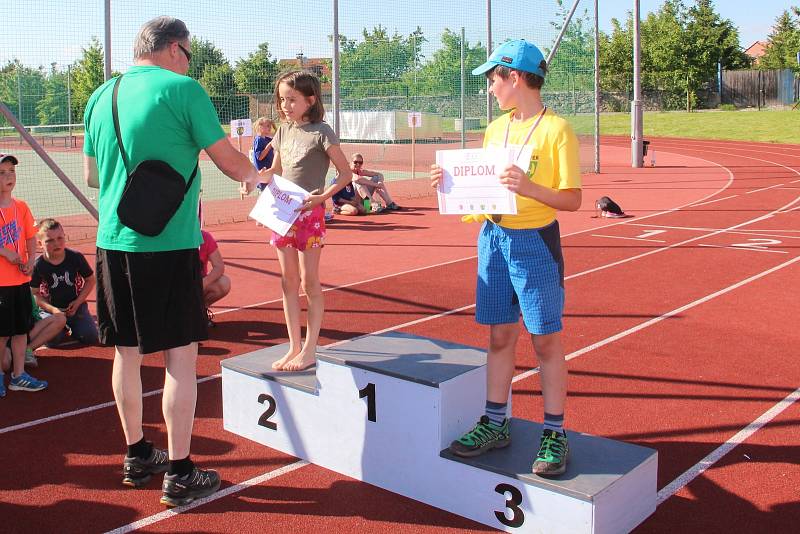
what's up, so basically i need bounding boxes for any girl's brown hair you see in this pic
[274,70,325,123]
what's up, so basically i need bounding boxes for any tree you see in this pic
[37,64,69,125]
[0,60,46,126]
[339,26,426,98]
[760,7,800,72]
[71,37,106,123]
[599,16,632,93]
[199,63,235,97]
[547,0,595,92]
[234,42,280,94]
[188,37,229,81]
[412,29,486,96]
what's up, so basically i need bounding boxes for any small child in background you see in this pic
[198,229,231,326]
[251,117,276,192]
[0,153,48,396]
[30,218,99,347]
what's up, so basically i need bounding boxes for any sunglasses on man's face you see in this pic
[177,43,192,62]
[352,160,363,165]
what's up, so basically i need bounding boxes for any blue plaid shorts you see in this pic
[476,220,565,334]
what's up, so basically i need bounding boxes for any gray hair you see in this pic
[133,17,190,59]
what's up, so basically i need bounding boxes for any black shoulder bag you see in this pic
[112,75,199,237]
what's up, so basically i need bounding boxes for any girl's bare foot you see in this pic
[281,348,317,372]
[272,348,300,370]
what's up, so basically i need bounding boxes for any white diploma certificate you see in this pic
[436,147,518,215]
[248,174,310,236]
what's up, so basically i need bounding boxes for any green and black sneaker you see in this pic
[449,416,510,457]
[532,429,569,477]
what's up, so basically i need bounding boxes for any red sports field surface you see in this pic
[1,137,798,533]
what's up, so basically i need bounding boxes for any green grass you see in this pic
[566,110,800,144]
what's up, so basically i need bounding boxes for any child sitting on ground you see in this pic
[198,229,231,326]
[30,218,99,346]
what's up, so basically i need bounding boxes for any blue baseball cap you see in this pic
[472,39,546,77]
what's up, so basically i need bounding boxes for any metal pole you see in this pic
[631,0,643,168]
[16,66,23,122]
[0,103,99,220]
[332,0,341,137]
[67,65,73,146]
[594,0,600,174]
[460,27,466,149]
[547,0,583,64]
[104,0,112,81]
[486,0,493,125]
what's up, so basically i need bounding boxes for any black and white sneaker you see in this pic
[160,467,221,507]
[122,447,169,487]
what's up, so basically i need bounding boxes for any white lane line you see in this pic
[656,386,800,505]
[778,205,800,214]
[629,223,800,238]
[793,179,800,184]
[745,183,785,194]
[0,374,221,435]
[591,234,666,243]
[511,254,800,384]
[690,195,738,207]
[214,255,479,316]
[698,244,787,254]
[104,460,309,534]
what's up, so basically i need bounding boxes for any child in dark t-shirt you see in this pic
[30,219,99,346]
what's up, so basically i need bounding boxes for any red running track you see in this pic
[0,138,798,533]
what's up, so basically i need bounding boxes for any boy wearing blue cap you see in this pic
[431,40,582,476]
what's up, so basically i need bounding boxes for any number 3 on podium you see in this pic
[359,383,376,422]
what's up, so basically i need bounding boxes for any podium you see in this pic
[222,332,657,533]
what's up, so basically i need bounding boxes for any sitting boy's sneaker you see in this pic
[449,416,510,457]
[123,446,169,487]
[8,372,48,392]
[532,429,569,476]
[0,374,6,398]
[24,348,38,368]
[160,466,221,507]
[386,202,402,211]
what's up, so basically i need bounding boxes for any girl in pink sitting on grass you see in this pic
[248,70,351,371]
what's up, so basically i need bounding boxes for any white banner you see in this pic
[230,118,253,138]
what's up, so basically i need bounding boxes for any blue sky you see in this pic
[2,0,794,70]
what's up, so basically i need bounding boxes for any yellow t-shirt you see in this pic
[483,110,582,229]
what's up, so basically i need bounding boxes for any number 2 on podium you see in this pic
[257,393,277,430]
[359,383,376,422]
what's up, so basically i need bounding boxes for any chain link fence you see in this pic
[2,0,598,226]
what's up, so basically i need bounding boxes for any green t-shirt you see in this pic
[83,65,225,252]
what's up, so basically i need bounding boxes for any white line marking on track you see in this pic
[656,386,800,505]
[698,244,787,254]
[630,223,800,238]
[103,460,309,534]
[745,183,786,194]
[690,195,738,207]
[591,234,666,243]
[511,255,800,384]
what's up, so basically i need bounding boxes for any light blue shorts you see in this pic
[476,220,565,335]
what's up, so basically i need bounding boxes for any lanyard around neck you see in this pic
[503,106,548,160]
[0,200,20,254]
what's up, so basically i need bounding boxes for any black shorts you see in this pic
[95,248,208,354]
[0,282,34,337]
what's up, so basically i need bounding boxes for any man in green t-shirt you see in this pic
[83,16,259,507]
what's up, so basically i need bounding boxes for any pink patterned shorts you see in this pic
[270,205,326,251]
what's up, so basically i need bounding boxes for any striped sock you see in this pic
[542,412,564,434]
[485,401,508,427]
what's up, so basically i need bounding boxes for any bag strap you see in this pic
[111,75,199,193]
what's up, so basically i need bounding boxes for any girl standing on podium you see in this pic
[248,70,351,371]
